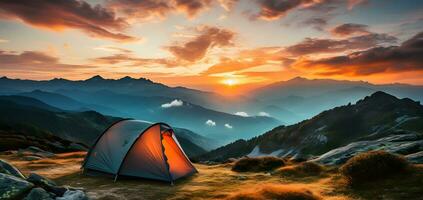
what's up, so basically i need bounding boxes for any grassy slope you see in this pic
[1,153,422,200]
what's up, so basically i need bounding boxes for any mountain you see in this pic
[0,95,213,157]
[19,90,124,115]
[50,89,281,144]
[0,75,244,112]
[0,76,281,144]
[247,77,423,123]
[198,92,423,162]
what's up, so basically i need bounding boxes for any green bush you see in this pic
[232,156,285,172]
[340,151,409,186]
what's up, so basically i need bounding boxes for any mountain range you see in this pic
[0,95,213,157]
[0,76,281,144]
[198,91,423,163]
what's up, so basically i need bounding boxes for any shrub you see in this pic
[275,162,324,177]
[232,156,285,172]
[226,184,321,200]
[340,151,409,186]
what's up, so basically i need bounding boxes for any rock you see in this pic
[27,173,57,187]
[405,151,423,164]
[0,159,26,179]
[56,190,88,200]
[26,173,69,196]
[23,187,54,200]
[313,133,423,165]
[0,173,34,199]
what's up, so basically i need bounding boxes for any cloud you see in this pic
[0,50,94,79]
[258,111,271,117]
[0,0,138,42]
[93,45,133,53]
[254,0,313,20]
[0,39,8,43]
[174,0,213,18]
[167,26,235,62]
[302,17,328,31]
[161,99,184,108]
[92,54,175,67]
[331,23,370,37]
[218,0,238,11]
[224,123,233,129]
[205,119,216,126]
[109,0,213,20]
[285,33,397,56]
[234,111,249,117]
[293,31,423,76]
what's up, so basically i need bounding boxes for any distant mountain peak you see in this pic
[119,76,134,81]
[288,76,309,82]
[0,76,8,80]
[86,75,105,81]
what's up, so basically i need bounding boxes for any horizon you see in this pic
[0,0,423,95]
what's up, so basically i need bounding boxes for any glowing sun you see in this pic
[223,79,237,86]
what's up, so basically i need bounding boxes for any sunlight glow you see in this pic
[223,79,237,86]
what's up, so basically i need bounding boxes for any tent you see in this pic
[81,119,197,183]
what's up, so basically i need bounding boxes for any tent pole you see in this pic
[114,174,119,182]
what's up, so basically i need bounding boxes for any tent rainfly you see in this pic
[81,119,197,183]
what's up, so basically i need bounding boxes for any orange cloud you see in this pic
[167,26,235,62]
[0,0,138,42]
[330,23,370,37]
[292,31,423,76]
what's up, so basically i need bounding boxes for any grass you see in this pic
[274,162,324,178]
[1,152,422,199]
[340,151,409,186]
[231,156,285,172]
[226,184,321,200]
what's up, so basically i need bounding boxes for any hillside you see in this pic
[0,96,209,157]
[247,77,423,123]
[198,91,423,162]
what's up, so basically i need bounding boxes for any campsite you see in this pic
[1,0,423,199]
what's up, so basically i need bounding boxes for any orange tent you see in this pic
[81,120,197,183]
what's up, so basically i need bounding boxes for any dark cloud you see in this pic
[302,17,328,31]
[0,0,138,42]
[109,0,214,20]
[174,0,213,18]
[285,33,397,56]
[331,23,370,36]
[294,31,423,75]
[167,26,235,62]
[255,0,313,20]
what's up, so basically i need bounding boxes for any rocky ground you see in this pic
[1,150,423,200]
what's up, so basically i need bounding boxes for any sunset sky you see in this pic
[0,0,422,93]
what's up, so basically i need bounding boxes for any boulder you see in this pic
[23,187,54,200]
[56,190,88,200]
[0,159,26,179]
[26,173,69,197]
[0,173,34,199]
[313,133,423,165]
